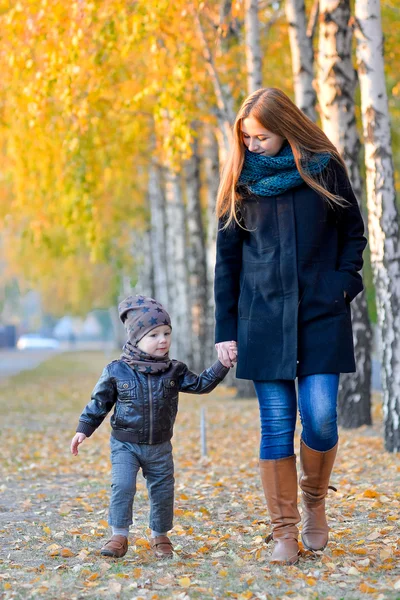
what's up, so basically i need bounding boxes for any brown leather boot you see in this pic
[150,535,173,558]
[260,455,301,565]
[100,534,128,558]
[299,440,338,551]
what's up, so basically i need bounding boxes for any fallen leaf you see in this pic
[359,583,377,593]
[178,577,191,588]
[347,567,360,576]
[60,548,74,557]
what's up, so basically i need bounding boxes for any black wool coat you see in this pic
[214,160,367,381]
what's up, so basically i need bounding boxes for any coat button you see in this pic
[296,361,299,364]
[123,383,128,389]
[170,381,175,387]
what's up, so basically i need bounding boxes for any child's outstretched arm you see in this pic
[178,360,230,394]
[71,365,117,451]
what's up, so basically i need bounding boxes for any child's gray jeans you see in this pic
[108,436,174,532]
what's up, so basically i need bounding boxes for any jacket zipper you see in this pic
[148,374,153,444]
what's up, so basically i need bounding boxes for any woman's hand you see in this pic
[215,341,238,368]
[70,433,87,456]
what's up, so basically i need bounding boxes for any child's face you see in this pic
[137,325,172,356]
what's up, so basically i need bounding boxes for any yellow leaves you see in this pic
[46,543,61,556]
[363,489,379,498]
[306,578,317,586]
[42,526,51,535]
[134,538,151,549]
[46,543,74,557]
[219,569,228,577]
[359,582,377,593]
[177,577,191,588]
[350,546,368,555]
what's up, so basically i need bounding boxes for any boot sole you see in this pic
[100,549,127,558]
[270,551,300,566]
[301,534,327,552]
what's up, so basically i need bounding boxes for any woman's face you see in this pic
[241,117,285,157]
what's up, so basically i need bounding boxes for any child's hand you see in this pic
[70,433,87,456]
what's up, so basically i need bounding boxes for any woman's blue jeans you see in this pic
[253,374,339,459]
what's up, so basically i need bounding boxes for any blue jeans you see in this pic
[254,374,339,459]
[108,437,174,532]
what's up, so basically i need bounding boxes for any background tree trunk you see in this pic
[164,165,192,364]
[285,0,317,121]
[245,0,262,93]
[148,163,169,308]
[185,128,208,372]
[355,0,400,452]
[317,0,372,428]
[204,126,221,366]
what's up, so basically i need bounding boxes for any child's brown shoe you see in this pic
[150,535,173,558]
[100,535,128,558]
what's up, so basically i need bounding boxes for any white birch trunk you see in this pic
[185,129,208,372]
[148,163,169,308]
[204,127,220,366]
[245,0,262,93]
[285,0,317,121]
[317,0,372,428]
[131,229,154,299]
[164,166,192,364]
[355,0,400,452]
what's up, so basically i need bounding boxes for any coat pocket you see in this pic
[321,271,348,316]
[162,379,178,398]
[116,379,137,402]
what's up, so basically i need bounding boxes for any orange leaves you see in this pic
[363,489,379,498]
[359,582,377,593]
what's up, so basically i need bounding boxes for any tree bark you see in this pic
[204,126,220,366]
[148,163,169,308]
[185,128,208,373]
[164,166,192,364]
[131,228,154,300]
[355,0,400,452]
[317,0,372,428]
[285,0,317,121]
[245,0,262,93]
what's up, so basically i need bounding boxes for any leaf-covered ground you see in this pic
[0,351,399,600]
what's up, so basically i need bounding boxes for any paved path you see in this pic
[0,349,60,381]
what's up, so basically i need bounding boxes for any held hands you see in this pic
[215,341,238,368]
[70,433,87,456]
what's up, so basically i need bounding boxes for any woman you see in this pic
[214,88,367,565]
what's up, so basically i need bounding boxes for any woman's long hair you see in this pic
[216,87,347,228]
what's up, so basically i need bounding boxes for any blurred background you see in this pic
[0,0,399,448]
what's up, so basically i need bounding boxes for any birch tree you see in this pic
[185,129,208,373]
[148,163,169,308]
[204,127,221,366]
[285,0,317,121]
[355,0,400,452]
[317,0,372,428]
[245,0,262,93]
[164,165,192,364]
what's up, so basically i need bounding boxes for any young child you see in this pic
[70,295,232,559]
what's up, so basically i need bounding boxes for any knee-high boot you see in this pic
[299,440,338,551]
[259,455,301,565]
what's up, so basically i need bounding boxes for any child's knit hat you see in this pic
[118,295,171,346]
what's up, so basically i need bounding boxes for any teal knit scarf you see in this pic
[238,143,331,197]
